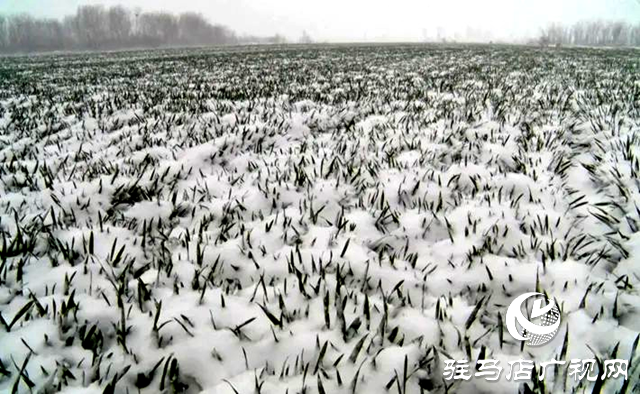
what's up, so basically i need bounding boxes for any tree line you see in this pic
[539,20,640,47]
[0,5,288,53]
[3,5,638,53]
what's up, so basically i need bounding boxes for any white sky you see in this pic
[1,0,639,42]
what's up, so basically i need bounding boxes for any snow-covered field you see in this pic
[0,44,639,394]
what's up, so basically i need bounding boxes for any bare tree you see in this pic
[7,14,37,52]
[299,30,313,44]
[61,15,78,50]
[34,19,64,51]
[632,24,640,46]
[108,6,132,47]
[539,20,640,47]
[572,21,587,46]
[178,12,215,45]
[157,13,179,45]
[0,4,249,53]
[0,15,7,51]
[75,5,108,49]
[0,4,290,53]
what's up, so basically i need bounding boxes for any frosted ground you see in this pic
[0,44,639,393]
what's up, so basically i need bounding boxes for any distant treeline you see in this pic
[539,20,640,47]
[0,5,287,53]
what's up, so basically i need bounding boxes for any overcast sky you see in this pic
[1,0,639,42]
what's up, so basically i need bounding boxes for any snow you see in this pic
[0,44,639,394]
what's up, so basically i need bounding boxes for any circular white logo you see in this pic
[506,292,561,347]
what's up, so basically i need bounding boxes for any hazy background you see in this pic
[1,0,639,43]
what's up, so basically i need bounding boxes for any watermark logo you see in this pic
[442,292,629,383]
[506,292,560,347]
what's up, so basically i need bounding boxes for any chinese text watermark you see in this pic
[443,359,628,382]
